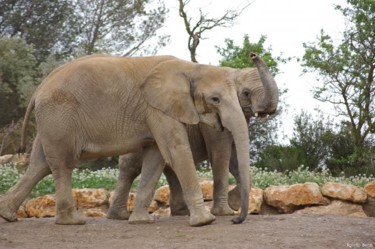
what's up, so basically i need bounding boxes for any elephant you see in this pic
[0,55,251,227]
[107,54,279,223]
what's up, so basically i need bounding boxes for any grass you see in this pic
[0,163,374,197]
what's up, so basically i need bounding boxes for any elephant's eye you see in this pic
[211,96,221,104]
[242,89,251,97]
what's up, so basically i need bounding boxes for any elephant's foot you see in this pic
[128,210,155,224]
[170,204,190,216]
[189,209,216,227]
[0,201,18,222]
[55,207,86,225]
[228,186,241,211]
[107,207,131,220]
[211,204,235,216]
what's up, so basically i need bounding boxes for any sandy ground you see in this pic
[0,214,374,249]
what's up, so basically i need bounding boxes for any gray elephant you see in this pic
[107,54,279,223]
[0,55,251,226]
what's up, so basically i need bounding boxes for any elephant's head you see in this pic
[141,58,250,224]
[230,53,279,120]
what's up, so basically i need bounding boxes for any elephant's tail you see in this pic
[17,91,36,154]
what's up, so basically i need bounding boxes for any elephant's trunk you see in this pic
[220,105,250,224]
[250,53,279,115]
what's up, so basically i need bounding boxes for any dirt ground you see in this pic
[0,214,374,249]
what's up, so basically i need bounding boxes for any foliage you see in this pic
[0,37,38,128]
[289,111,333,169]
[257,111,375,176]
[301,0,375,169]
[217,34,289,75]
[254,145,305,172]
[2,163,373,197]
[0,0,76,63]
[0,0,169,62]
[251,165,373,189]
[73,0,169,56]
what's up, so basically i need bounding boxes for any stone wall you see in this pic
[13,180,375,219]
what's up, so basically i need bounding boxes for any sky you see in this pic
[157,0,348,141]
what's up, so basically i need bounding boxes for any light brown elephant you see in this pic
[107,54,279,223]
[0,55,251,226]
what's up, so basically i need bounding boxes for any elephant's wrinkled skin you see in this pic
[107,54,279,223]
[0,55,251,227]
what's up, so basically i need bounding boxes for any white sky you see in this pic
[157,0,348,141]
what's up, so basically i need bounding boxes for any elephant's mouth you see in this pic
[242,105,253,115]
[216,113,225,132]
[242,105,269,119]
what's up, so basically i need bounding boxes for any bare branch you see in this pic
[177,0,252,62]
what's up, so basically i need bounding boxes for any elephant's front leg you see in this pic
[148,114,215,226]
[128,145,164,224]
[107,150,143,220]
[202,127,235,216]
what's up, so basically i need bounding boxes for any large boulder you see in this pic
[249,187,263,214]
[228,185,264,214]
[363,197,375,217]
[200,180,213,201]
[321,182,367,203]
[72,188,109,208]
[25,194,56,218]
[295,200,367,217]
[154,185,171,205]
[364,181,375,198]
[264,182,328,213]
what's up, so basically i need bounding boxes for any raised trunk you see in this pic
[251,53,279,115]
[221,107,250,224]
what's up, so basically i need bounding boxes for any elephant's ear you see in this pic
[140,60,200,125]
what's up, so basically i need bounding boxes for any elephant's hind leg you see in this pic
[107,150,142,220]
[129,145,164,224]
[0,135,51,222]
[43,145,84,225]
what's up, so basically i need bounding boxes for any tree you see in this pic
[0,0,75,63]
[178,0,251,62]
[0,37,38,128]
[0,0,169,61]
[290,111,333,170]
[74,0,169,56]
[302,0,375,167]
[216,35,289,162]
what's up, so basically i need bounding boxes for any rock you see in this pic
[72,188,109,208]
[364,181,375,198]
[321,182,367,203]
[82,208,107,218]
[363,197,375,217]
[295,200,367,217]
[228,185,241,211]
[25,195,56,218]
[16,204,29,218]
[152,207,171,218]
[259,202,280,215]
[154,185,170,205]
[264,182,327,213]
[249,187,263,214]
[126,192,136,212]
[200,180,213,201]
[154,181,214,206]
